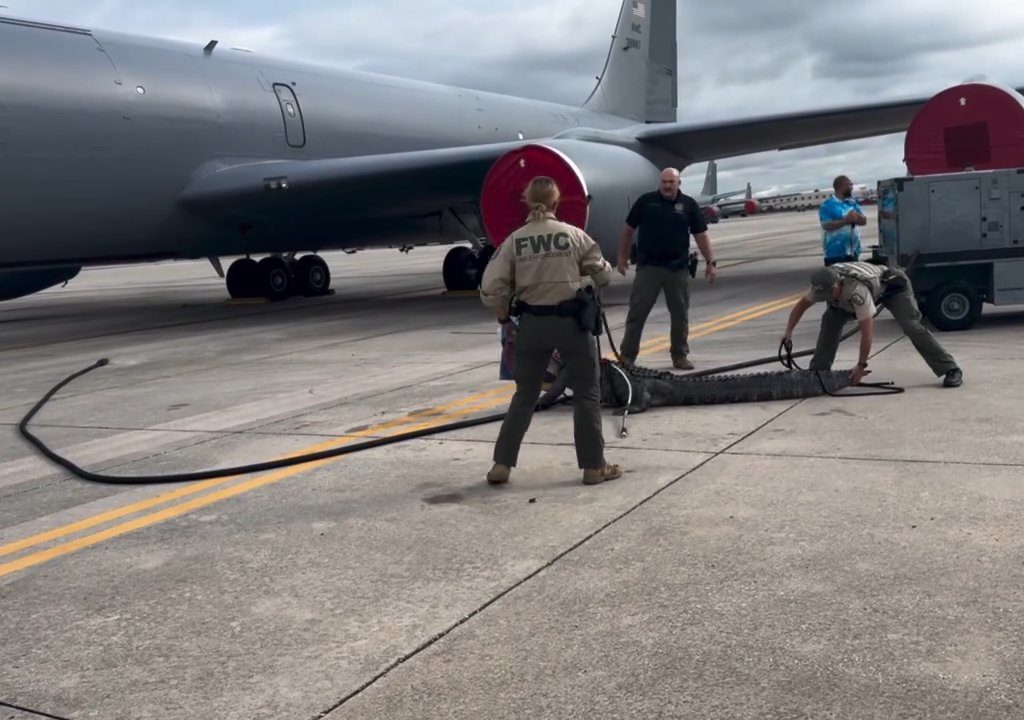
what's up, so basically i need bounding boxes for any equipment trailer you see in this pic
[874,168,1024,330]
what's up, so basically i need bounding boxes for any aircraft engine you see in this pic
[479,139,662,259]
[0,266,82,301]
[743,199,760,215]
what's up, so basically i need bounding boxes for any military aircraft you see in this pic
[0,0,1012,302]
[716,183,761,218]
[694,161,749,223]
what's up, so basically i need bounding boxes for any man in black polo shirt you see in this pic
[616,168,717,370]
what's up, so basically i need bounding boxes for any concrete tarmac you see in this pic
[2,210,1022,720]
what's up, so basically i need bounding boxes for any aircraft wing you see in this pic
[630,90,1024,162]
[178,140,527,228]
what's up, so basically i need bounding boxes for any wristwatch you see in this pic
[707,259,717,267]
[856,361,868,368]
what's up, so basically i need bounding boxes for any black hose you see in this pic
[17,358,522,485]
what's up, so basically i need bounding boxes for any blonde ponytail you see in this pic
[523,176,560,222]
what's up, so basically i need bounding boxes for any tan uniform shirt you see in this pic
[480,213,613,314]
[803,279,877,320]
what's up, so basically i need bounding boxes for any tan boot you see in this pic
[487,463,510,485]
[672,356,694,370]
[582,463,622,485]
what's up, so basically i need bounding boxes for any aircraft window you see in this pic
[136,85,146,95]
[285,102,296,117]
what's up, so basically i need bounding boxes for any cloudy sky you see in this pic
[9,0,1024,197]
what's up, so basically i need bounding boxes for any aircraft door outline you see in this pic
[273,83,306,148]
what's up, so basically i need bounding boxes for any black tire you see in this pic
[473,244,495,287]
[925,282,982,331]
[258,256,291,301]
[226,258,259,299]
[443,246,477,291]
[295,255,331,296]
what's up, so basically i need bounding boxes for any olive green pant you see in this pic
[808,278,958,376]
[619,265,691,361]
[493,314,605,469]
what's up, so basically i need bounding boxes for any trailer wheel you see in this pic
[925,282,982,331]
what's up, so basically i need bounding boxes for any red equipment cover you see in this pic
[480,144,589,247]
[905,81,1024,175]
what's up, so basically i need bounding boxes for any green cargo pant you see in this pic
[493,314,605,469]
[619,264,691,362]
[808,272,958,376]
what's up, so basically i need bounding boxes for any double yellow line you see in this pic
[637,292,801,355]
[0,292,800,579]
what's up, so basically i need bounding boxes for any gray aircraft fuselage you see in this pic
[0,18,642,272]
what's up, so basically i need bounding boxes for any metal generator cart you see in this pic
[873,168,1024,330]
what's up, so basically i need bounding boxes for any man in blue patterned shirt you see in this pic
[819,175,867,265]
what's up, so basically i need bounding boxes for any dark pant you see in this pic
[493,314,605,469]
[619,264,691,361]
[808,272,958,376]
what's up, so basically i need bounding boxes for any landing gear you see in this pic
[226,254,332,301]
[443,244,493,292]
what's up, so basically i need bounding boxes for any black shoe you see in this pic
[943,368,963,388]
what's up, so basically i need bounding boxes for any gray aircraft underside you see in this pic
[1,0,1016,301]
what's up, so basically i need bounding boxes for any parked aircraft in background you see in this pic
[0,0,1006,303]
[756,183,878,213]
[693,161,748,223]
[715,183,759,218]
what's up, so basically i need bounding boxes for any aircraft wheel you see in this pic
[295,255,331,296]
[226,258,259,298]
[443,246,478,291]
[258,256,292,301]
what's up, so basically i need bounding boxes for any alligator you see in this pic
[539,358,854,413]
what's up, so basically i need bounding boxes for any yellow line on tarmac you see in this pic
[0,396,508,579]
[641,293,802,355]
[0,385,513,560]
[633,293,799,353]
[0,294,800,578]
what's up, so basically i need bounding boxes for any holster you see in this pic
[881,268,907,291]
[576,286,602,337]
[879,268,908,302]
[688,252,699,278]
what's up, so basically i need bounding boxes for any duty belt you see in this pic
[512,287,602,337]
[514,299,581,318]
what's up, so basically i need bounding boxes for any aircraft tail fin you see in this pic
[701,161,718,198]
[745,182,752,199]
[582,0,677,122]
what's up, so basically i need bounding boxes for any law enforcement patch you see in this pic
[850,292,865,306]
[674,202,683,213]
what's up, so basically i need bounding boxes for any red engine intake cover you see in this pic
[480,144,589,247]
[905,82,1024,175]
